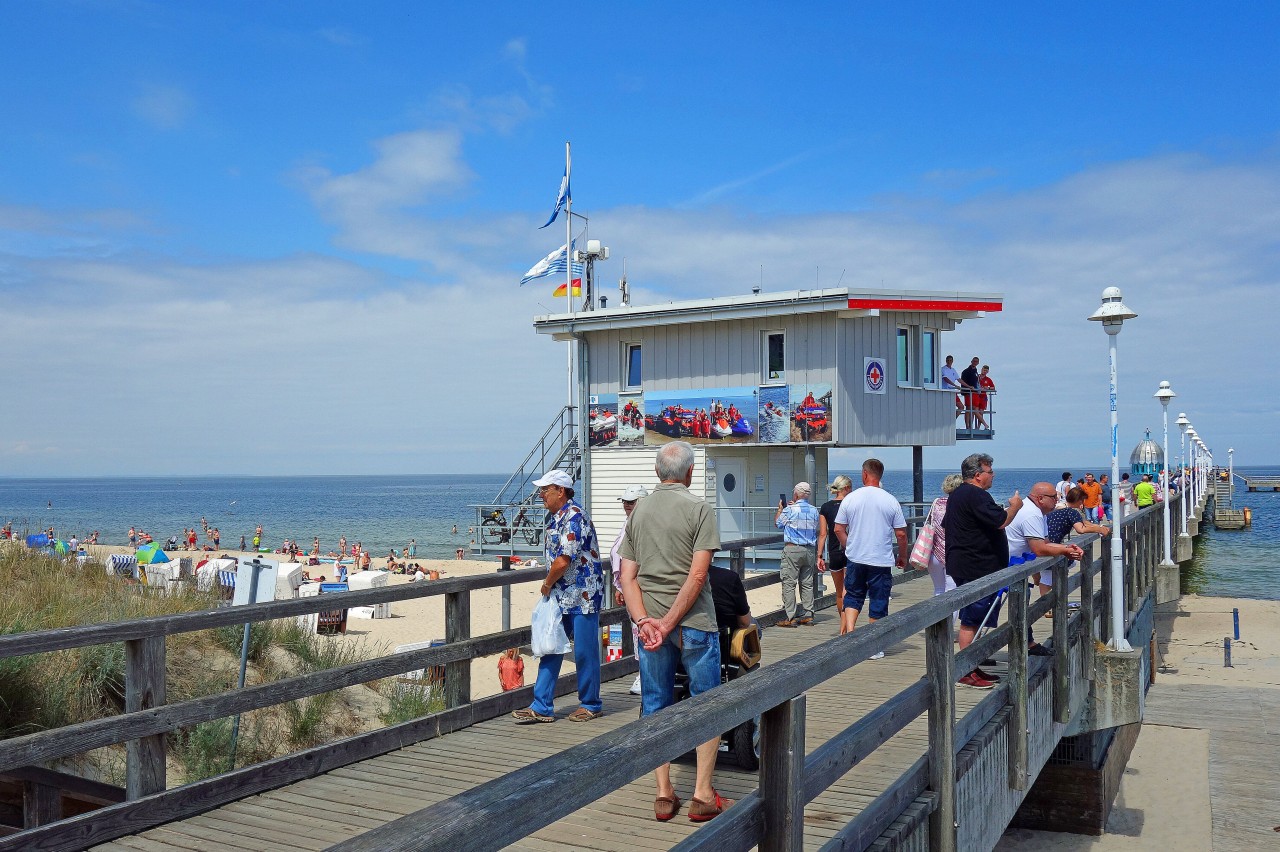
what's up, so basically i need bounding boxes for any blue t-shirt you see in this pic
[1044,507,1083,544]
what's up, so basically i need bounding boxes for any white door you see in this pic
[717,458,747,540]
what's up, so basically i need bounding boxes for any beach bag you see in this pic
[909,499,940,570]
[531,596,571,657]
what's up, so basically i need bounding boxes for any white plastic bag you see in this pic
[531,596,571,657]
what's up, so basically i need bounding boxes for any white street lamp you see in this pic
[1088,286,1137,652]
[1176,413,1190,545]
[1154,382,1177,567]
[1187,428,1198,510]
[1229,447,1234,486]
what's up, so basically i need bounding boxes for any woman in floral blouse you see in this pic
[513,469,606,724]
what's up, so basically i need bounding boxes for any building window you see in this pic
[897,326,913,387]
[922,329,937,387]
[763,331,785,384]
[624,343,642,389]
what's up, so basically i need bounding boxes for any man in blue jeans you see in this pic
[620,441,731,823]
[512,469,605,724]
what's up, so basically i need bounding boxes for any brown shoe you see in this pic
[689,790,732,822]
[775,619,798,628]
[654,795,681,821]
[795,617,814,625]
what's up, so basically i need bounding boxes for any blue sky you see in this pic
[2,2,1278,476]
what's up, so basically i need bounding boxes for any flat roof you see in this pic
[533,286,1003,337]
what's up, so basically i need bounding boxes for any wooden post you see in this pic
[1007,577,1029,791]
[1080,547,1095,682]
[730,547,745,580]
[125,635,166,799]
[620,611,635,658]
[445,590,471,709]
[925,619,955,852]
[1052,561,1070,723]
[759,694,806,852]
[22,779,60,828]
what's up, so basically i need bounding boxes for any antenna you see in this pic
[836,268,846,288]
[753,265,761,295]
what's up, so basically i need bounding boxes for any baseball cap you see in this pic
[619,485,649,501]
[532,470,574,489]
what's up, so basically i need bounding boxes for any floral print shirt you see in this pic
[544,500,605,615]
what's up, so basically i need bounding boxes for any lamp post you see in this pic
[1155,382,1177,567]
[1176,413,1190,547]
[1187,428,1198,511]
[1088,286,1137,652]
[1228,447,1234,487]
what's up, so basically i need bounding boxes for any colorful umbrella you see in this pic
[135,543,171,564]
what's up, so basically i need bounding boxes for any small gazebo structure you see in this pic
[1129,428,1164,477]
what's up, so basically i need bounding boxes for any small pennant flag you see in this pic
[539,165,571,229]
[520,242,584,287]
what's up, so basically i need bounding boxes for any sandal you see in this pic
[567,707,604,722]
[689,789,733,822]
[654,795,682,821]
[512,707,555,724]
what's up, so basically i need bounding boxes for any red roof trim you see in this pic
[847,298,1002,312]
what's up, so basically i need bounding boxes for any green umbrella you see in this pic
[52,539,68,555]
[135,543,170,564]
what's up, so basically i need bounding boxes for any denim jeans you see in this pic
[638,626,721,717]
[531,611,602,715]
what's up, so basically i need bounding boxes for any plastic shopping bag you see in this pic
[531,596,572,657]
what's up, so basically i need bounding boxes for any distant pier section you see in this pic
[1240,473,1280,492]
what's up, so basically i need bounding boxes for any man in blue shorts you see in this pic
[619,441,731,823]
[942,453,1022,689]
[833,459,908,655]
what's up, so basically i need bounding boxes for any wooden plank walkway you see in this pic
[92,577,1008,851]
[1143,682,1280,852]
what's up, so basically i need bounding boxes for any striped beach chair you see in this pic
[108,554,138,579]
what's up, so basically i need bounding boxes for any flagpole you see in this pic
[564,142,574,418]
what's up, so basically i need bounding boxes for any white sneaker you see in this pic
[870,651,885,660]
[629,675,642,695]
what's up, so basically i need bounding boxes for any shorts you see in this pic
[955,575,1003,629]
[844,562,893,619]
[638,626,721,717]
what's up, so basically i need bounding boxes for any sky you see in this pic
[1,2,1278,477]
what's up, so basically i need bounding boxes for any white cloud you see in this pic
[131,83,193,130]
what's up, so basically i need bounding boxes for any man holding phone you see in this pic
[775,482,820,627]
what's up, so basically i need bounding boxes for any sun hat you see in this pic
[828,474,853,493]
[728,625,762,669]
[532,470,574,489]
[619,485,650,501]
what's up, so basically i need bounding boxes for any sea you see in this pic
[1,467,1276,601]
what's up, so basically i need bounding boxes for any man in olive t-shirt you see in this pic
[619,441,731,822]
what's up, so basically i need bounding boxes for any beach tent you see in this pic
[25,533,50,548]
[135,543,171,565]
[52,540,69,555]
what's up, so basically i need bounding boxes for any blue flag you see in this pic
[539,166,571,229]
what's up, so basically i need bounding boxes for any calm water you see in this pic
[1,467,1275,599]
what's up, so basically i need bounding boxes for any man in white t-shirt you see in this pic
[833,459,907,648]
[1007,482,1085,659]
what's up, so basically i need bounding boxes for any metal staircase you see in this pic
[471,406,581,556]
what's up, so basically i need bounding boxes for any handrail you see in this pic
[327,502,1171,852]
[490,405,577,508]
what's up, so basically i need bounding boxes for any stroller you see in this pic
[672,626,763,770]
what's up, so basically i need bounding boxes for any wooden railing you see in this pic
[325,502,1173,852]
[0,536,782,851]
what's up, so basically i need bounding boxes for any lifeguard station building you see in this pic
[473,287,1002,556]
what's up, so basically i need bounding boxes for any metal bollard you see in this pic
[1223,637,1233,668]
[1233,607,1240,640]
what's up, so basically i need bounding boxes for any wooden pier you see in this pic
[1240,474,1280,492]
[0,495,1210,851]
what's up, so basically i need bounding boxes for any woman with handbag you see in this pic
[910,474,964,596]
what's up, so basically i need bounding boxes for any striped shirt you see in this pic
[776,499,819,547]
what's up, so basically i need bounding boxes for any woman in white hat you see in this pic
[611,485,649,694]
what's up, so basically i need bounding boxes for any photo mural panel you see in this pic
[617,392,645,447]
[789,383,833,443]
[757,384,790,444]
[588,393,619,448]
[643,387,759,445]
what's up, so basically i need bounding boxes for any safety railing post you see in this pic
[1052,560,1070,723]
[926,618,956,852]
[759,694,807,852]
[125,635,166,798]
[1007,575,1029,791]
[445,589,471,708]
[1080,546,1096,681]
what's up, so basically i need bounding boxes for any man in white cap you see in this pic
[611,484,649,695]
[775,482,820,627]
[512,470,606,724]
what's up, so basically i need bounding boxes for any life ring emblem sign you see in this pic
[864,358,887,394]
